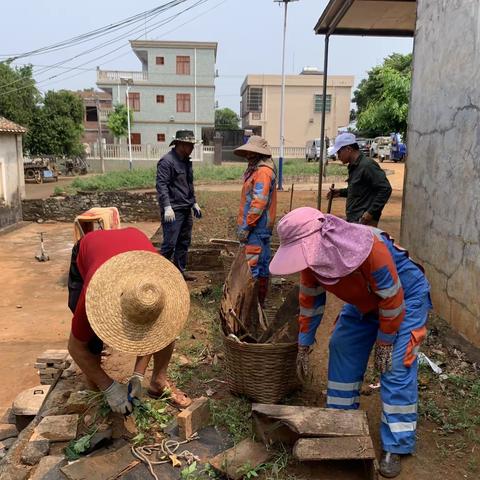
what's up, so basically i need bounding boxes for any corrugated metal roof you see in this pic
[0,116,27,134]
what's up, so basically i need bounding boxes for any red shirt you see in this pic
[71,227,158,342]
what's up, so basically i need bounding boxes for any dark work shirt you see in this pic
[339,153,392,222]
[156,149,196,210]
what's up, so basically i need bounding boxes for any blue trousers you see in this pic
[245,229,271,279]
[326,288,431,454]
[160,208,192,272]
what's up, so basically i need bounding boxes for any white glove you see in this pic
[192,203,202,219]
[164,206,175,223]
[128,372,144,400]
[103,381,133,414]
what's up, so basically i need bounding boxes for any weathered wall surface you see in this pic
[402,0,480,345]
[0,134,24,229]
[22,190,160,223]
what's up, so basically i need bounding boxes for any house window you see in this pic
[176,56,190,75]
[157,133,166,142]
[128,92,140,111]
[247,87,263,112]
[156,56,164,65]
[314,94,332,113]
[156,95,165,104]
[176,93,191,113]
[130,133,141,145]
[85,106,98,122]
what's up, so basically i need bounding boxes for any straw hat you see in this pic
[86,251,190,355]
[234,136,272,158]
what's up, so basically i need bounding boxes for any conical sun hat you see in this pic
[234,136,272,157]
[86,251,190,355]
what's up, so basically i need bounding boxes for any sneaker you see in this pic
[379,451,402,478]
[182,271,197,282]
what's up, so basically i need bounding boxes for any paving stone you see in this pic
[0,423,18,440]
[65,391,90,414]
[32,415,78,442]
[0,437,16,450]
[0,463,31,480]
[36,350,69,363]
[29,455,66,480]
[21,439,50,466]
[12,385,51,416]
[0,407,15,424]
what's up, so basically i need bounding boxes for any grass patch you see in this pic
[210,397,252,444]
[65,161,347,194]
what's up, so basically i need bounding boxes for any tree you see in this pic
[0,63,40,128]
[26,90,85,157]
[353,53,412,137]
[107,104,132,141]
[215,108,239,130]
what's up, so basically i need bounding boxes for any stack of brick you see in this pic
[35,350,72,385]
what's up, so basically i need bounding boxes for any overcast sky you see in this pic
[1,0,413,113]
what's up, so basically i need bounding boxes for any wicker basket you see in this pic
[224,336,300,403]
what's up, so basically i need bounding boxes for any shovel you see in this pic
[327,183,335,214]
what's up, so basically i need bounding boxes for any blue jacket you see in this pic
[156,149,196,210]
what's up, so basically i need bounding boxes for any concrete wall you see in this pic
[241,74,354,147]
[0,134,24,229]
[401,0,480,345]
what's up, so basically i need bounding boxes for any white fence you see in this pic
[86,144,307,163]
[97,70,148,82]
[87,143,205,162]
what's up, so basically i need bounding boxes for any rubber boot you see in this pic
[379,451,402,478]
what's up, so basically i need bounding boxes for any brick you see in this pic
[36,350,69,363]
[40,379,55,385]
[0,464,31,480]
[0,423,18,440]
[32,415,78,442]
[29,455,65,480]
[13,386,51,416]
[34,362,48,369]
[21,439,50,466]
[65,391,90,414]
[177,397,210,440]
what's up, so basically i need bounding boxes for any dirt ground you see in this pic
[2,162,479,479]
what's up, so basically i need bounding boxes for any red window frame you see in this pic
[176,56,190,75]
[128,92,140,111]
[156,95,165,104]
[157,133,166,142]
[156,56,164,65]
[176,94,191,113]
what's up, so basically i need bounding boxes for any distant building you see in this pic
[0,117,26,229]
[76,90,113,146]
[96,40,217,145]
[240,69,354,147]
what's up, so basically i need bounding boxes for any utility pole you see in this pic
[94,95,105,174]
[274,0,299,191]
[121,78,133,171]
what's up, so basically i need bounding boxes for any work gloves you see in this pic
[164,206,175,223]
[296,345,313,384]
[374,342,393,374]
[128,372,144,400]
[103,380,133,415]
[237,228,250,245]
[192,203,202,219]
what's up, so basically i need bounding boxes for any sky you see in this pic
[1,0,413,113]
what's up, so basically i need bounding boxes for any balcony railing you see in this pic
[97,70,148,82]
[98,108,113,122]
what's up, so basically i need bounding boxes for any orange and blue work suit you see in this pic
[237,159,277,285]
[299,229,432,454]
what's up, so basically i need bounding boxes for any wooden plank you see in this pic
[177,397,210,440]
[293,436,376,461]
[209,439,272,480]
[252,404,370,438]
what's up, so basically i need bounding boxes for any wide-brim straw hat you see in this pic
[234,136,272,158]
[86,251,190,355]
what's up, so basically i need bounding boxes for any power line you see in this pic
[0,0,212,97]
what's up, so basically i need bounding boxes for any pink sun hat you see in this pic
[269,207,374,284]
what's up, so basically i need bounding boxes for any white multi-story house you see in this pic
[96,40,217,146]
